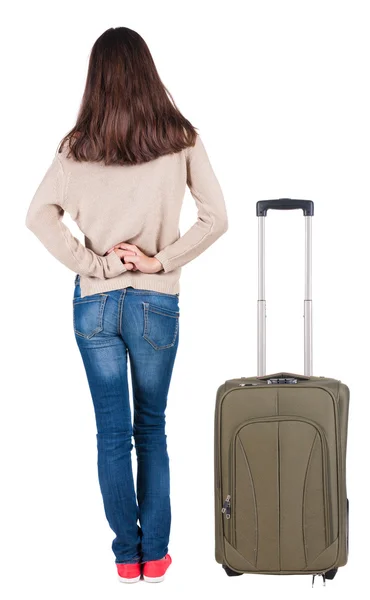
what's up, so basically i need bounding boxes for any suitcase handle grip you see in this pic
[257,372,311,381]
[256,198,314,217]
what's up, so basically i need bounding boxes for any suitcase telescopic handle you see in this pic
[256,198,314,217]
[256,198,314,377]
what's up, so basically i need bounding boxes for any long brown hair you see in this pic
[58,27,197,165]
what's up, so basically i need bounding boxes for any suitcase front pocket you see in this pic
[228,416,331,572]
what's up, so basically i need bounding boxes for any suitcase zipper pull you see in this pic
[221,495,231,518]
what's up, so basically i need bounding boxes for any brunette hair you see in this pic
[58,27,197,165]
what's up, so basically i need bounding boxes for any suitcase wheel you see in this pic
[222,564,243,577]
[324,568,338,581]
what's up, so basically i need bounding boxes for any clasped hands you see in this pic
[105,242,162,274]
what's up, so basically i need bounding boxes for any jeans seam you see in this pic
[117,288,126,335]
[147,306,179,318]
[143,302,149,339]
[125,290,179,298]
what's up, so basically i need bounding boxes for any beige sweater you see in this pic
[25,134,228,298]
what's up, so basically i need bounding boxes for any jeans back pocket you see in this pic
[143,301,179,350]
[73,295,107,339]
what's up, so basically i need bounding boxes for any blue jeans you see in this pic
[72,274,179,564]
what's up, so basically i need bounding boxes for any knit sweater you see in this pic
[25,133,228,298]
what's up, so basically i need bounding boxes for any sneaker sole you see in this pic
[143,574,166,583]
[118,575,141,583]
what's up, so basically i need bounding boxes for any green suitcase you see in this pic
[214,200,349,585]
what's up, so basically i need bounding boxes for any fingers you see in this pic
[114,249,137,260]
[106,246,143,272]
[114,250,141,267]
[114,243,142,255]
[106,246,131,255]
[123,255,142,272]
[105,248,137,271]
[123,255,140,264]
[106,243,142,259]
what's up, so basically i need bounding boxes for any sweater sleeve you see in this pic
[25,152,128,279]
[154,134,228,272]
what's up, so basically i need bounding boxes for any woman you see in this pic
[25,26,228,584]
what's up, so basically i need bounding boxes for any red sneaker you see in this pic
[116,561,141,583]
[142,553,172,583]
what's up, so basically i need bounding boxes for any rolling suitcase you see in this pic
[214,199,349,585]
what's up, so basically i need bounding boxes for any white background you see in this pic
[3,0,369,598]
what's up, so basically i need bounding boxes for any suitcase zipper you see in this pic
[221,495,231,538]
[229,445,236,547]
[221,495,231,516]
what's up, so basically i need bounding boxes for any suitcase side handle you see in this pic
[256,198,314,217]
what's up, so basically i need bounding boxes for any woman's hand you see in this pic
[106,243,163,274]
[106,247,136,270]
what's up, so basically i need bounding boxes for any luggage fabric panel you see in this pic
[231,419,328,570]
